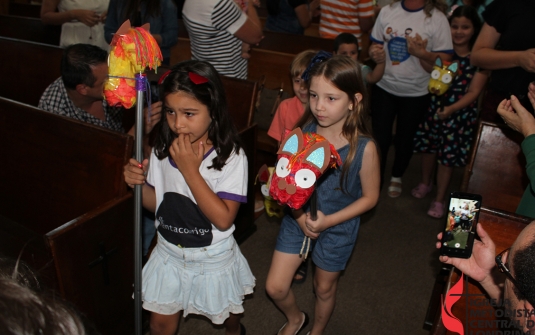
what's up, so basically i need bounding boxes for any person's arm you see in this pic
[267,100,287,141]
[437,223,504,300]
[171,134,242,230]
[104,0,119,44]
[294,0,320,29]
[368,42,385,64]
[471,23,535,72]
[124,158,157,212]
[407,33,452,72]
[126,101,162,137]
[293,208,320,239]
[357,0,374,33]
[436,69,490,120]
[366,60,385,84]
[152,0,179,48]
[234,4,263,45]
[304,140,380,233]
[41,0,102,27]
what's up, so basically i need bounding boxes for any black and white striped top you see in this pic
[182,0,248,79]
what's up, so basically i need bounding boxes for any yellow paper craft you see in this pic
[104,20,162,109]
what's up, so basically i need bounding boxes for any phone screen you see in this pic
[440,192,482,258]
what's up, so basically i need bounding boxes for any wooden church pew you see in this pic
[0,97,135,335]
[8,2,41,18]
[0,36,259,242]
[0,14,61,45]
[429,208,532,335]
[0,36,62,106]
[461,121,528,213]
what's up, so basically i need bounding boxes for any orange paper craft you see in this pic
[104,20,163,109]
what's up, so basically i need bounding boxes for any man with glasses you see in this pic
[437,222,535,334]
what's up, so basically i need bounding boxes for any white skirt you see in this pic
[141,233,255,324]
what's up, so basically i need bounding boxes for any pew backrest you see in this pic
[223,76,258,131]
[0,15,61,45]
[0,97,133,234]
[0,37,62,106]
[8,3,41,18]
[461,121,528,213]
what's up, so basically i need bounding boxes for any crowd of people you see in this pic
[19,0,535,334]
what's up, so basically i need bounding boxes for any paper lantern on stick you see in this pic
[104,20,162,109]
[428,57,459,96]
[269,128,341,210]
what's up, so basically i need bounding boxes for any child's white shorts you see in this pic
[141,232,255,324]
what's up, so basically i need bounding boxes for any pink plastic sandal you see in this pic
[411,182,432,199]
[427,201,445,219]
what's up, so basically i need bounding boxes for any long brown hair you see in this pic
[295,55,374,192]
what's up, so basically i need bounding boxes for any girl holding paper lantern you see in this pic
[124,60,253,335]
[412,5,489,219]
[265,55,380,335]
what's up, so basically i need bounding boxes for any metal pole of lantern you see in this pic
[134,73,145,335]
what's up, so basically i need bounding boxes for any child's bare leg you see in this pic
[435,164,453,203]
[421,153,436,186]
[309,268,340,335]
[224,313,242,335]
[266,250,305,335]
[150,311,181,335]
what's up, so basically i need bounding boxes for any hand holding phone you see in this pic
[439,192,482,259]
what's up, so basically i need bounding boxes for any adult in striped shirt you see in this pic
[319,0,375,47]
[182,0,263,80]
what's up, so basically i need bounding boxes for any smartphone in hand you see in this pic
[440,192,482,259]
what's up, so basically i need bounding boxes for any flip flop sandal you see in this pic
[411,182,432,199]
[387,177,402,198]
[292,261,308,284]
[276,312,309,335]
[427,201,445,218]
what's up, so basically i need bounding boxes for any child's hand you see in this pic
[304,211,329,238]
[436,106,454,120]
[369,44,385,64]
[170,134,204,177]
[144,101,162,134]
[124,158,149,188]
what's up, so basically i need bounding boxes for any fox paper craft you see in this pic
[269,128,341,210]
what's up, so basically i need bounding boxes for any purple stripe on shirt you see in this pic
[217,192,247,203]
[168,147,216,169]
